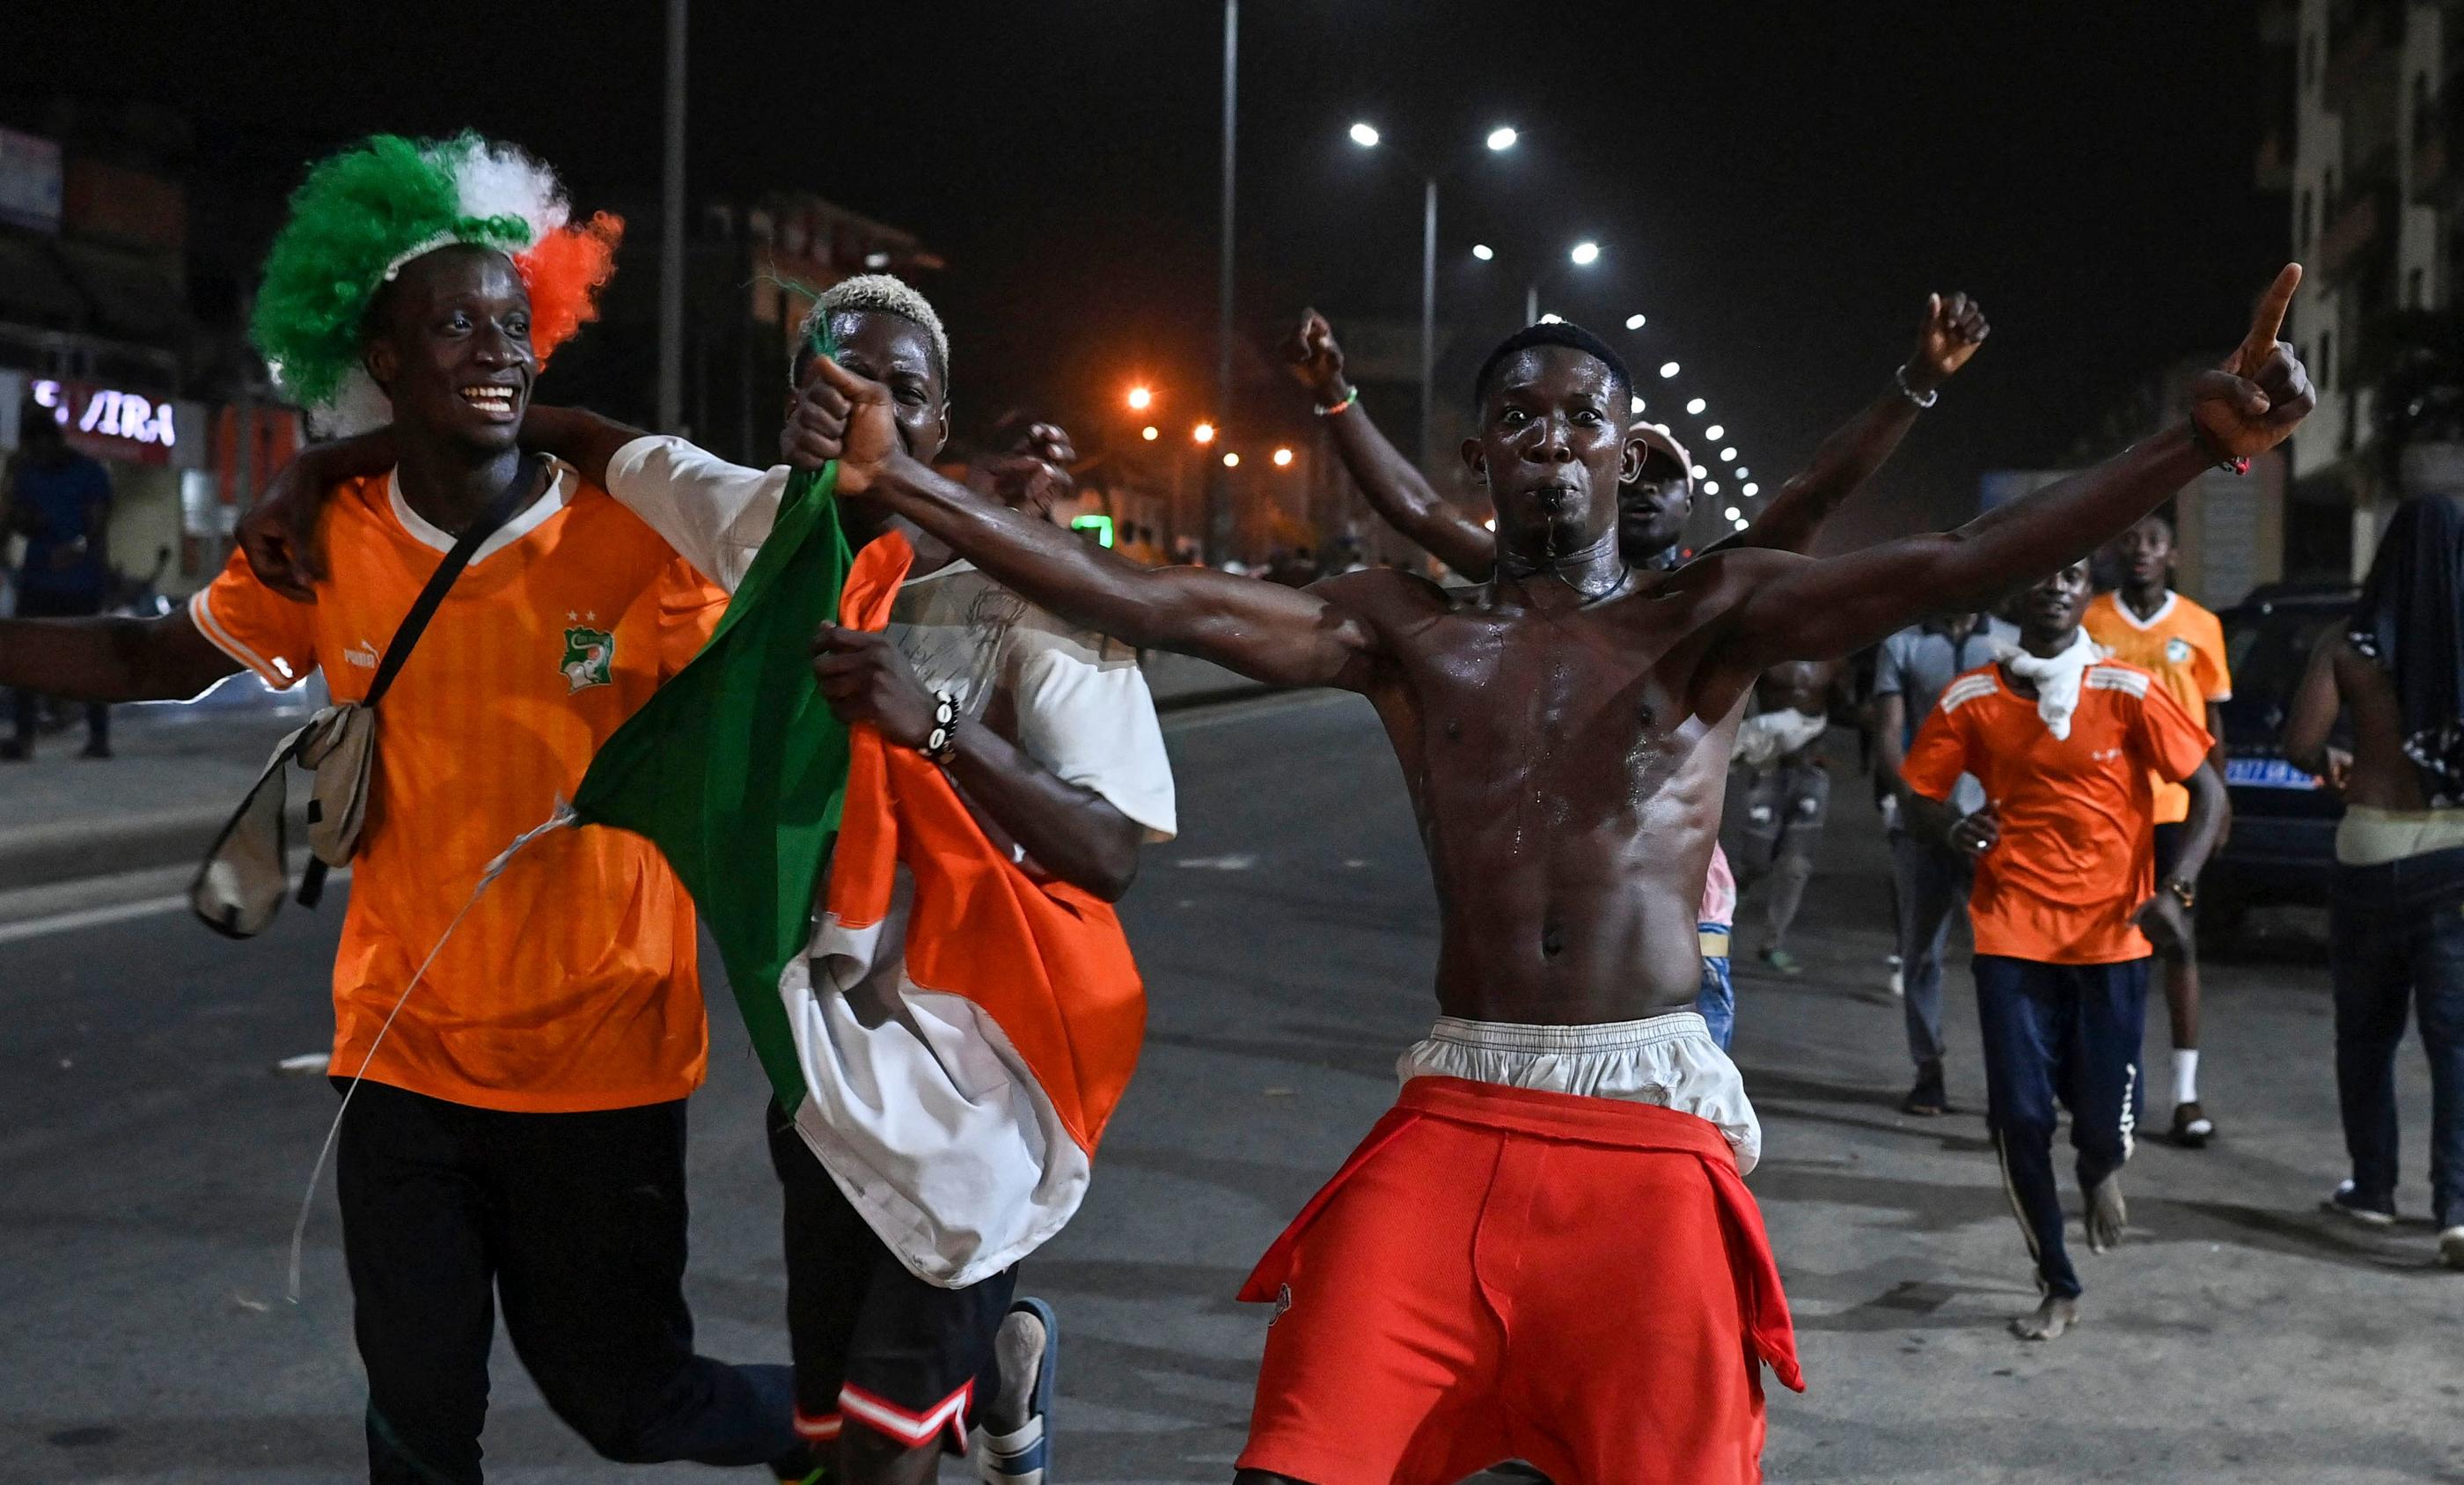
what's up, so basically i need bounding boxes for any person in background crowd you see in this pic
[2,397,116,761]
[1727,658,1844,976]
[1874,606,2020,1114]
[2284,488,2464,1271]
[1903,559,2226,1340]
[2085,512,2233,1146]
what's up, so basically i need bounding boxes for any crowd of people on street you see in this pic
[4,121,2460,1485]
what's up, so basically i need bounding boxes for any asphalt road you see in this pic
[4,691,2460,1483]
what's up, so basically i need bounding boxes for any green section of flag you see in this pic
[570,393,850,1109]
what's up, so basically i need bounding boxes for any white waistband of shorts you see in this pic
[1422,1011,1711,1054]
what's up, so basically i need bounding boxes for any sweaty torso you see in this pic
[1321,562,1762,1026]
[2333,639,2432,811]
[1754,658,1838,717]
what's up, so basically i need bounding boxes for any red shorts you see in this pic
[1236,1076,1800,1485]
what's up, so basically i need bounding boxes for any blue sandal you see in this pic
[976,1297,1059,1483]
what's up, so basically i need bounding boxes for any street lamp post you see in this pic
[1207,0,1238,566]
[1348,122,1518,470]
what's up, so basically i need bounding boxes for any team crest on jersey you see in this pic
[2165,636,2193,665]
[561,626,615,693]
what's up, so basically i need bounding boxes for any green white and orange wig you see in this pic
[251,131,621,434]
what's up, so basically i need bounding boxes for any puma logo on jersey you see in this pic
[344,642,379,669]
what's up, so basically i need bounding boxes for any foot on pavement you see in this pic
[2321,1180,2396,1227]
[1900,1061,1952,1117]
[1759,946,1804,975]
[2169,1100,2214,1148]
[2011,1295,2079,1341]
[2086,1174,2128,1253]
[976,1298,1057,1484]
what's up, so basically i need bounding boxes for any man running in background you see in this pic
[1,134,812,1483]
[1902,559,2226,1340]
[1284,291,1989,1039]
[2086,512,2234,1145]
[1875,606,2020,1113]
[2284,489,2464,1269]
[798,269,2307,1481]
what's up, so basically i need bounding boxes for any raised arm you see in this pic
[1733,293,1991,557]
[1284,310,1496,579]
[803,357,1384,692]
[1720,266,2311,671]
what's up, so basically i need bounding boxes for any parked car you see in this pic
[2201,583,2358,938]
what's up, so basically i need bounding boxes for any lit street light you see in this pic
[1223,451,1241,467]
[1141,425,1160,441]
[1685,397,1707,415]
[1569,240,1601,266]
[1471,243,1494,261]
[1347,121,1521,467]
[1127,385,1153,411]
[1659,361,1680,379]
[1272,446,1294,467]
[1624,312,1646,330]
[1193,422,1217,444]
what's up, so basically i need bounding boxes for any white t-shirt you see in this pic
[603,434,1177,1286]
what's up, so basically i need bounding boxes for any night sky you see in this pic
[12,2,2283,544]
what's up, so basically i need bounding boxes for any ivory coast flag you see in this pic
[570,454,1146,1288]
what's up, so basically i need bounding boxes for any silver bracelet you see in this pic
[1895,364,1939,409]
[921,691,961,766]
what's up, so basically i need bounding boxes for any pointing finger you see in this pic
[2234,263,2302,372]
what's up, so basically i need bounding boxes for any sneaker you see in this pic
[2168,1101,2214,1149]
[1901,1061,1952,1116]
[2440,1226,2464,1270]
[1758,946,1804,975]
[2321,1180,2396,1227]
[1886,967,1905,997]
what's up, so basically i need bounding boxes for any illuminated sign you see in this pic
[32,379,178,451]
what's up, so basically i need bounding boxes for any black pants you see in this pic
[2330,847,2464,1230]
[334,1079,800,1483]
[1972,955,2149,1299]
[10,587,109,747]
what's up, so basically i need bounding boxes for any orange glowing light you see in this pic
[1140,424,1160,441]
[1193,422,1217,444]
[1272,446,1294,467]
[1127,385,1154,411]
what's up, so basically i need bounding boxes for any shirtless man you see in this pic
[2284,488,2464,1269]
[791,269,2309,1484]
[1288,294,1988,1021]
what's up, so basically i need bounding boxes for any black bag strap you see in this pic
[363,455,543,710]
[291,458,541,912]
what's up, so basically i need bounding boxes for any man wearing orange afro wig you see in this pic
[0,133,815,1482]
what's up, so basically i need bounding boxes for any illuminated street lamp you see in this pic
[1193,422,1217,444]
[1141,425,1160,441]
[1347,121,1522,467]
[1223,451,1241,467]
[1471,243,1495,261]
[1569,240,1601,266]
[1127,385,1154,411]
[1272,446,1294,467]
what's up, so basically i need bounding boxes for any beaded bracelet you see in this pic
[1315,388,1360,417]
[922,691,961,766]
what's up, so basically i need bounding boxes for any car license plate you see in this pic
[2226,756,2321,790]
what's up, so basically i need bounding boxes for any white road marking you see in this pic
[0,892,194,945]
[1173,854,1257,871]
